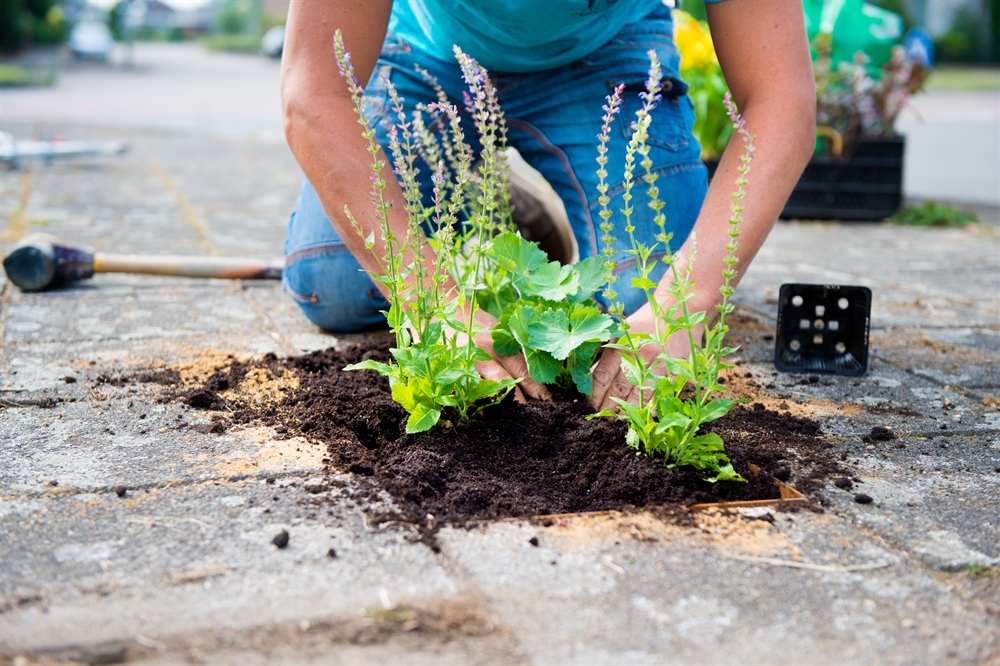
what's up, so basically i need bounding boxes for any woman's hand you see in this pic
[588,302,698,412]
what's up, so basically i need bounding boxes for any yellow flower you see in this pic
[674,10,719,74]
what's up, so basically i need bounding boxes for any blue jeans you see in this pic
[283,6,707,332]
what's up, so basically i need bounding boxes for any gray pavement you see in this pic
[2,43,1000,664]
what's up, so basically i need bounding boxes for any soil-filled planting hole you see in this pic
[176,343,842,527]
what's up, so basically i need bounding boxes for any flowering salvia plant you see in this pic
[591,52,753,483]
[334,30,517,433]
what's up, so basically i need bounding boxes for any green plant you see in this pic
[890,201,978,227]
[485,232,613,394]
[813,36,929,154]
[591,53,751,483]
[965,561,998,576]
[334,31,517,433]
[408,52,614,397]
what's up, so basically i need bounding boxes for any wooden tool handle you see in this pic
[93,254,283,280]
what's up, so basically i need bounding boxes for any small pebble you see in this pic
[272,530,290,549]
[528,537,539,547]
[327,548,337,559]
[833,477,853,490]
[114,486,127,498]
[854,493,873,504]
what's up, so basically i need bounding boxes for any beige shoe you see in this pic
[506,148,578,265]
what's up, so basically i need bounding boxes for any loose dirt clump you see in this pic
[175,343,845,529]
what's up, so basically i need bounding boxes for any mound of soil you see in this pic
[184,344,842,528]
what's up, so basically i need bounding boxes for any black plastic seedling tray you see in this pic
[775,284,871,376]
[704,136,905,221]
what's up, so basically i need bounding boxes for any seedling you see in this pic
[486,231,613,394]
[334,31,516,433]
[591,53,753,483]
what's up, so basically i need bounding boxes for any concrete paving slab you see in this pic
[1,476,457,652]
[736,219,1000,330]
[437,513,999,665]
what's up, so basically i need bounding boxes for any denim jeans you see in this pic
[283,5,707,332]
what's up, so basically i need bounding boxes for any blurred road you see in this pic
[1,42,284,140]
[898,90,1000,206]
[1,42,997,205]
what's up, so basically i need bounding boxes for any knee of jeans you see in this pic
[282,258,388,333]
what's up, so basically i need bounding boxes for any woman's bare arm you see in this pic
[590,0,815,410]
[280,1,547,399]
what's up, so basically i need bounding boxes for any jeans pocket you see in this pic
[282,273,318,304]
[617,83,691,151]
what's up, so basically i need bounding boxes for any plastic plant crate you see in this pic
[774,283,871,376]
[704,136,905,221]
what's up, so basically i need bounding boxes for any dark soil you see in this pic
[272,529,290,549]
[861,426,896,443]
[179,343,845,530]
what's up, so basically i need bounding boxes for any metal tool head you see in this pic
[2,234,95,292]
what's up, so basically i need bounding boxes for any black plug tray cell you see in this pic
[775,284,871,376]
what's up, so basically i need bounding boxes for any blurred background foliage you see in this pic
[0,0,67,53]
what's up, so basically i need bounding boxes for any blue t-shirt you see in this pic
[389,0,666,73]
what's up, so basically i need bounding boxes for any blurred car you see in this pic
[68,21,114,60]
[261,25,284,58]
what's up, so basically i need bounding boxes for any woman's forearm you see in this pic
[656,93,815,315]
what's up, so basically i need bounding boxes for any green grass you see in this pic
[0,64,57,87]
[890,201,978,228]
[0,64,35,86]
[201,34,262,53]
[925,66,1000,92]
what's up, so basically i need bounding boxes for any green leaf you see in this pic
[524,348,562,384]
[710,463,746,483]
[525,261,579,301]
[423,320,444,346]
[343,359,395,377]
[574,340,601,364]
[391,381,417,412]
[405,402,441,433]
[631,276,656,291]
[688,432,725,452]
[463,377,515,404]
[506,304,538,346]
[488,231,547,275]
[618,354,645,388]
[491,319,521,357]
[698,399,735,424]
[571,360,593,395]
[653,410,692,431]
[625,427,641,450]
[588,407,620,420]
[528,306,613,361]
[571,256,607,302]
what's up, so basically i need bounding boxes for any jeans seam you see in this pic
[507,118,598,259]
[282,276,319,304]
[285,243,351,267]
